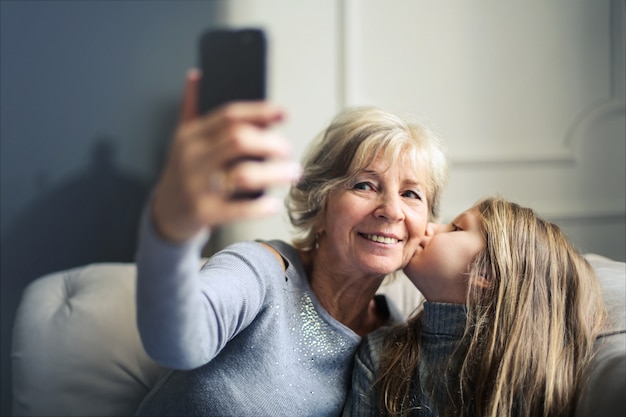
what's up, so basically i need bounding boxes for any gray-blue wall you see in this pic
[1,2,224,414]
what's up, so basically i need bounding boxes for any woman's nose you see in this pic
[374,194,404,222]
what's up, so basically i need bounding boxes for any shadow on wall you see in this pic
[1,138,151,415]
[1,139,150,285]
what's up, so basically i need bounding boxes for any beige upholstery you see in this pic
[11,255,626,416]
[11,263,164,416]
[574,254,626,417]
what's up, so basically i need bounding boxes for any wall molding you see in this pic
[542,209,626,223]
[441,206,625,224]
[450,98,624,167]
[449,150,575,167]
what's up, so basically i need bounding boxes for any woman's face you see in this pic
[318,155,430,279]
[405,206,486,304]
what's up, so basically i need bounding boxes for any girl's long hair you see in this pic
[376,197,608,417]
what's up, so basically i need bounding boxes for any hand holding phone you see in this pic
[197,28,268,200]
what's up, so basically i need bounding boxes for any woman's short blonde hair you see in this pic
[286,106,448,250]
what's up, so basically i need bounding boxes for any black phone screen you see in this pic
[198,28,266,115]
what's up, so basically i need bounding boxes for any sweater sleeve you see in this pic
[135,206,279,370]
[342,328,388,417]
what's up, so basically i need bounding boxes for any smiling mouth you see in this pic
[362,233,400,245]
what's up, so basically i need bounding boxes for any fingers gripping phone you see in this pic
[198,28,267,200]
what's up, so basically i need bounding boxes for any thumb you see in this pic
[179,68,201,123]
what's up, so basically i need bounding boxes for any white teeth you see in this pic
[365,234,399,244]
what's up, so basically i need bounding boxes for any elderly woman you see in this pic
[134,70,448,416]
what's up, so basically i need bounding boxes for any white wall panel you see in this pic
[342,1,611,158]
[342,0,625,260]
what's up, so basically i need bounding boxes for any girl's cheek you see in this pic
[403,255,420,279]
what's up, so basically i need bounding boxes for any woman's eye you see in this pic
[402,190,424,200]
[452,224,461,232]
[353,181,374,191]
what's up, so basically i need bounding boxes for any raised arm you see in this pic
[135,70,300,369]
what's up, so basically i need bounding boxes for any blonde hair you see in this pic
[376,197,608,417]
[286,106,448,250]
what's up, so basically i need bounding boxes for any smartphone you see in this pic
[198,28,266,115]
[197,28,268,200]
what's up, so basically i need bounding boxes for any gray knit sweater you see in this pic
[342,302,467,417]
[134,213,402,417]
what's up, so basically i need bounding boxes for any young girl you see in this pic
[343,197,608,417]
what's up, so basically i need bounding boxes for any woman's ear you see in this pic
[313,226,325,250]
[472,274,490,289]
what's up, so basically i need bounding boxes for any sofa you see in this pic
[11,254,625,416]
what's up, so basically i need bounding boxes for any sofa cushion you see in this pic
[586,253,626,333]
[11,263,165,416]
[10,255,625,416]
[574,254,626,417]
